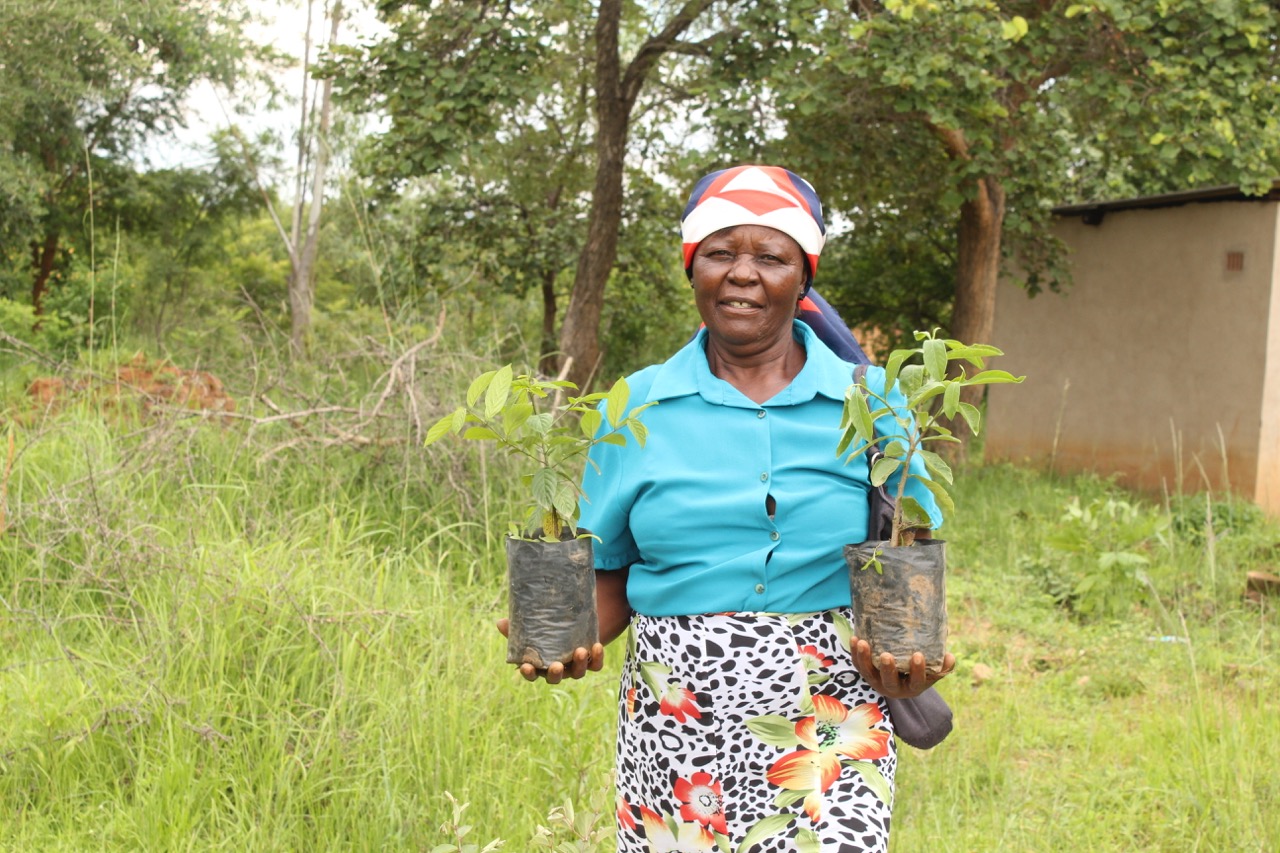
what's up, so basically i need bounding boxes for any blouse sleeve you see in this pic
[577,408,641,570]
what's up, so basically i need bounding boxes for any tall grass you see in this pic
[2,334,1278,851]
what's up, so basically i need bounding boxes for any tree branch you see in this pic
[621,0,718,106]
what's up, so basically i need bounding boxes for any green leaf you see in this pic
[627,418,649,447]
[745,716,802,749]
[579,409,602,439]
[796,827,823,853]
[870,455,902,487]
[532,468,558,512]
[637,661,671,699]
[599,434,626,447]
[1001,15,1029,41]
[836,425,857,460]
[918,449,954,485]
[898,364,925,397]
[962,369,1024,386]
[843,386,876,445]
[484,364,513,420]
[467,369,497,407]
[424,412,456,446]
[605,377,630,427]
[899,495,933,528]
[526,413,554,435]
[942,381,961,418]
[830,611,853,649]
[735,814,795,853]
[1065,4,1089,18]
[773,789,808,808]
[552,481,578,527]
[919,477,955,517]
[502,400,533,435]
[958,402,982,435]
[884,350,911,389]
[846,760,892,805]
[463,427,499,441]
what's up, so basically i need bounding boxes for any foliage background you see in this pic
[3,0,1280,849]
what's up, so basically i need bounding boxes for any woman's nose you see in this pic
[728,252,758,281]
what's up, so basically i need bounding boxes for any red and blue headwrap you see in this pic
[680,165,827,286]
[681,165,871,365]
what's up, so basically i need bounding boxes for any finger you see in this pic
[877,652,899,694]
[518,663,538,682]
[496,618,510,638]
[588,642,605,673]
[851,637,872,671]
[544,661,565,685]
[849,638,879,688]
[567,647,590,679]
[907,652,927,694]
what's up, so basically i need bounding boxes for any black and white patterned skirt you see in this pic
[613,608,896,852]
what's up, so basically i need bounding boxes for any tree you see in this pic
[332,0,593,371]
[0,0,272,318]
[335,0,739,388]
[555,0,719,390]
[708,0,1280,440]
[286,0,344,357]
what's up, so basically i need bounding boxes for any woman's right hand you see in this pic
[495,618,605,684]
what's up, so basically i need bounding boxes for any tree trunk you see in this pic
[558,0,626,392]
[539,268,559,376]
[556,0,715,392]
[946,174,1006,453]
[288,0,343,359]
[31,231,59,318]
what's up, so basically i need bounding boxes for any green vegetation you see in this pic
[839,330,1023,545]
[424,368,654,541]
[3,2,1280,849]
[2,322,1278,850]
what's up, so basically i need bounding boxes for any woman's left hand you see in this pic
[851,636,955,699]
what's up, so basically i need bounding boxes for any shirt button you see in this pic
[760,472,769,482]
[755,583,765,594]
[757,410,766,419]
[770,531,780,541]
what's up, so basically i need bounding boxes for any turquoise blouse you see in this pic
[578,321,942,617]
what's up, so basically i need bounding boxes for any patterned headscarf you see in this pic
[680,165,827,286]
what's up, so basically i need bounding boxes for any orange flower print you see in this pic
[765,695,891,822]
[796,695,891,760]
[658,683,703,723]
[639,806,717,852]
[627,686,638,719]
[616,795,637,831]
[674,771,728,834]
[798,644,833,669]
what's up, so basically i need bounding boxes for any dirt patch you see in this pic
[25,354,236,418]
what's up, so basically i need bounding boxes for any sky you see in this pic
[143,0,386,175]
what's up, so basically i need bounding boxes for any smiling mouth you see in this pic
[723,300,759,309]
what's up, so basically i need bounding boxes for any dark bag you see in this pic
[852,364,954,750]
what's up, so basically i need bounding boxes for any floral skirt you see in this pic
[614,609,896,853]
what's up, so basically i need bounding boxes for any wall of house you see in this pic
[1259,208,1280,514]
[986,199,1280,516]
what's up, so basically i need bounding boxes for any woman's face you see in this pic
[691,224,807,352]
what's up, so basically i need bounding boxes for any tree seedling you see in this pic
[425,365,654,541]
[838,329,1024,550]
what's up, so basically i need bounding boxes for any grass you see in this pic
[1,343,1279,851]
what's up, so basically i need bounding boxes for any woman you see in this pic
[512,165,954,851]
